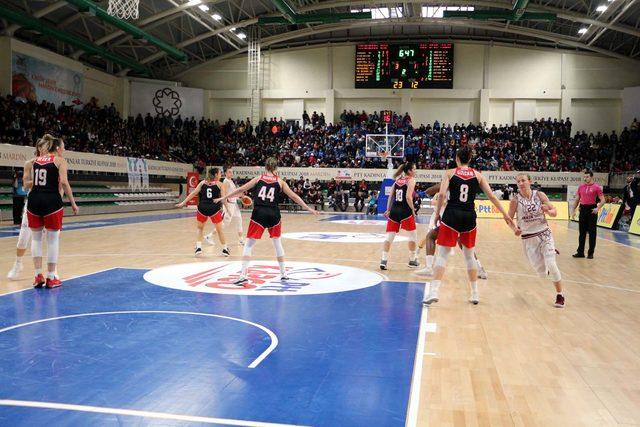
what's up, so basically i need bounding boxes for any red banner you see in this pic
[186,172,200,206]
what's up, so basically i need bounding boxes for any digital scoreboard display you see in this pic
[355,43,454,89]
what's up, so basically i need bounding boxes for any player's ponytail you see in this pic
[456,145,473,165]
[36,134,56,155]
[265,157,278,173]
[394,162,415,178]
[47,135,63,154]
[207,167,220,181]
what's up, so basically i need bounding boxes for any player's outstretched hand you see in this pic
[541,205,551,213]
[71,203,79,215]
[309,208,320,216]
[514,227,522,237]
[175,201,185,208]
[591,207,599,214]
[213,197,224,204]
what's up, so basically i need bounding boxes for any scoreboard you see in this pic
[355,43,454,89]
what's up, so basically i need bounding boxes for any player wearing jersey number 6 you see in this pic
[423,146,516,305]
[214,157,319,284]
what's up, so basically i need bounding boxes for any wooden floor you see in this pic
[1,209,640,426]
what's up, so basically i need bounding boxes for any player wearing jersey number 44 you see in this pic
[214,157,319,285]
[509,173,565,308]
[423,146,516,306]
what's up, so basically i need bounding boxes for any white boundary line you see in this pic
[405,283,429,427]
[0,310,277,369]
[0,400,307,427]
[0,267,119,297]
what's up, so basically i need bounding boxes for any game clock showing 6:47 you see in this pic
[355,43,454,89]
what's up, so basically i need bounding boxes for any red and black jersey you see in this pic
[253,174,281,209]
[31,156,59,194]
[389,176,413,223]
[447,167,479,212]
[198,181,222,215]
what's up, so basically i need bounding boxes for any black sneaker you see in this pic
[195,247,203,257]
[555,294,565,308]
[408,260,419,268]
[587,254,594,259]
[222,248,230,257]
[233,276,248,286]
[379,260,388,270]
[280,275,290,281]
[572,253,585,258]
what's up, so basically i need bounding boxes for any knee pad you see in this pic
[434,245,450,268]
[17,224,31,250]
[462,246,478,271]
[407,230,418,243]
[47,230,60,264]
[242,238,256,257]
[31,229,43,258]
[545,257,562,282]
[272,237,285,257]
[386,232,397,243]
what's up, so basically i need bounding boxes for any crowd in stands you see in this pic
[1,94,638,175]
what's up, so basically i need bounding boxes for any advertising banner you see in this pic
[186,172,200,206]
[474,200,569,221]
[127,157,150,190]
[629,209,640,235]
[12,53,83,107]
[130,81,204,119]
[596,203,621,229]
[0,144,191,177]
[216,166,607,187]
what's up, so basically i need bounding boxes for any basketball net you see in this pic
[107,0,139,19]
[380,151,394,178]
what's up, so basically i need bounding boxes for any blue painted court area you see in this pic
[0,268,424,426]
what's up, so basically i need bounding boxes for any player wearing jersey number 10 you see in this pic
[214,157,319,285]
[423,145,516,306]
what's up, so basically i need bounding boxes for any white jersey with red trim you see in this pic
[224,178,238,202]
[516,190,549,235]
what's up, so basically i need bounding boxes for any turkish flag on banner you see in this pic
[186,172,200,206]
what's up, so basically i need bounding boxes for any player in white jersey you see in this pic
[205,165,245,246]
[415,184,488,279]
[508,173,564,308]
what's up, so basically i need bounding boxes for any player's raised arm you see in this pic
[476,171,514,227]
[508,197,521,236]
[176,180,203,208]
[219,177,260,203]
[280,179,318,215]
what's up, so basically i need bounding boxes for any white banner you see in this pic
[130,82,203,119]
[127,157,150,190]
[1,144,191,177]
[215,166,608,187]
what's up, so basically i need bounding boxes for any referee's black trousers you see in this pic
[577,204,598,256]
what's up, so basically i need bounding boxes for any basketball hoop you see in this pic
[107,0,139,20]
[379,150,394,173]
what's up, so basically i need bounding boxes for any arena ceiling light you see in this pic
[186,0,201,5]
[578,27,588,34]
[211,13,222,21]
[596,5,608,11]
[237,32,247,39]
[230,27,236,31]
[198,4,209,11]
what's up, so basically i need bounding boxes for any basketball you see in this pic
[241,195,253,207]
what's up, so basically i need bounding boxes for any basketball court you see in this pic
[1,210,639,426]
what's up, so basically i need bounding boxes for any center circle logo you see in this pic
[143,261,384,296]
[282,231,408,243]
[330,219,388,226]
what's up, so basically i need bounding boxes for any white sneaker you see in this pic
[423,282,440,305]
[195,247,203,257]
[477,266,488,280]
[204,233,216,246]
[469,283,479,305]
[7,262,23,280]
[414,267,433,277]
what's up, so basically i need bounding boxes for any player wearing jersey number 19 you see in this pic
[423,146,516,305]
[176,168,230,257]
[509,173,565,308]
[23,135,79,288]
[380,162,419,270]
[215,157,319,284]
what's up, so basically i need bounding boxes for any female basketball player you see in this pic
[176,168,229,257]
[24,135,79,288]
[415,184,488,280]
[380,162,419,270]
[509,173,564,308]
[204,165,245,246]
[215,157,318,284]
[8,139,49,280]
[423,146,515,305]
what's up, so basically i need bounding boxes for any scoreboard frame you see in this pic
[355,42,454,90]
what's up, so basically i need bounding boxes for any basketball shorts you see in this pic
[247,206,281,239]
[197,204,224,224]
[522,228,558,277]
[437,208,477,248]
[386,206,416,233]
[26,192,63,230]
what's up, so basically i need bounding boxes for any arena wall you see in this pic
[181,43,640,134]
